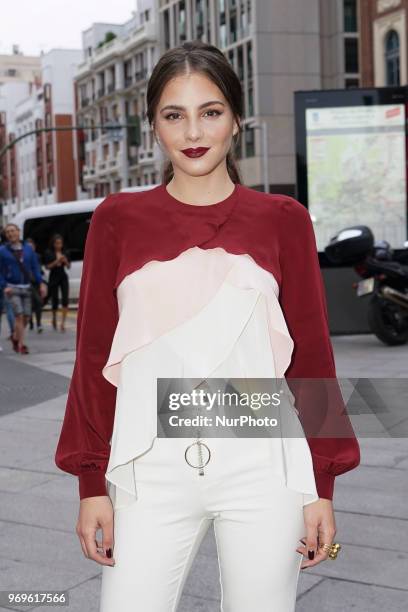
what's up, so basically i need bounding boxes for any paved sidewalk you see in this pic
[0,321,407,611]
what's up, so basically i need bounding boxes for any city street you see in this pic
[0,309,407,611]
[0,0,406,610]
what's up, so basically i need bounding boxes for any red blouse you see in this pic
[54,182,360,501]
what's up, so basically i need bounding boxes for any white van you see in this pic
[9,184,156,304]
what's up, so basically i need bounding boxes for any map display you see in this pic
[306,104,407,251]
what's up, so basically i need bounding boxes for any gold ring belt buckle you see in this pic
[184,440,211,475]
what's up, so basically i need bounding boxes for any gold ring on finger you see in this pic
[319,542,341,559]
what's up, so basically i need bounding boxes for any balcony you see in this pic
[85,138,98,151]
[107,82,116,94]
[134,67,148,83]
[83,165,96,177]
[124,75,133,88]
[81,97,90,108]
[97,88,105,98]
[137,150,154,165]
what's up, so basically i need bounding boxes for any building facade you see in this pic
[3,0,405,216]
[74,1,158,198]
[155,0,365,193]
[0,82,31,212]
[1,49,82,221]
[360,0,407,86]
[320,0,361,89]
[76,0,371,198]
[0,45,41,87]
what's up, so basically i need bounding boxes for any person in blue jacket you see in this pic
[0,225,16,353]
[0,223,47,354]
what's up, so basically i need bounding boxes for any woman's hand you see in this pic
[296,498,336,569]
[76,496,115,566]
[39,282,47,299]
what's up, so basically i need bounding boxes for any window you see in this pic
[219,0,227,47]
[245,126,255,158]
[385,30,400,86]
[230,0,237,43]
[345,38,358,73]
[195,0,205,39]
[163,9,170,50]
[24,212,93,261]
[344,0,357,33]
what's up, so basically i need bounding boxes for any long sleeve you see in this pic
[54,194,119,499]
[278,196,360,500]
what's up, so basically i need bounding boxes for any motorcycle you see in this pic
[324,225,408,346]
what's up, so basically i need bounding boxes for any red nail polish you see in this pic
[106,548,112,558]
[308,550,315,560]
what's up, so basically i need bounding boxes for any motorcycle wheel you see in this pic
[367,294,408,346]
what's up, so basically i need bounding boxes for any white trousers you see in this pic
[100,435,311,612]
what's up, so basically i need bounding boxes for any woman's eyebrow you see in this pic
[160,100,225,113]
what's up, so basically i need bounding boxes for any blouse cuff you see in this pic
[314,470,335,501]
[78,470,108,500]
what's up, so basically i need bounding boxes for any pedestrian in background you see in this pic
[0,226,16,352]
[43,233,71,332]
[26,237,45,334]
[0,223,47,354]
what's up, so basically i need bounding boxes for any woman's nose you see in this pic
[184,121,203,141]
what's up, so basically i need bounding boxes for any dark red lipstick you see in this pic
[181,147,210,158]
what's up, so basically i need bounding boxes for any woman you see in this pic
[43,234,70,332]
[55,41,360,611]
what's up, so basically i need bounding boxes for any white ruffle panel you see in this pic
[103,247,319,510]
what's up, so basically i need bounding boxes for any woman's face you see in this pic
[54,238,63,250]
[153,72,239,179]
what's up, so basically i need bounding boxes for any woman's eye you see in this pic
[165,112,180,120]
[164,110,222,121]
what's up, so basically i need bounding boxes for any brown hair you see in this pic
[145,40,243,186]
[48,233,65,250]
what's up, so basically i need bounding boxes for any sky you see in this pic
[1,0,139,56]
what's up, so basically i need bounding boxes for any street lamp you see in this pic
[246,119,269,194]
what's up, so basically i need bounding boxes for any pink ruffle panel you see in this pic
[102,246,294,385]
